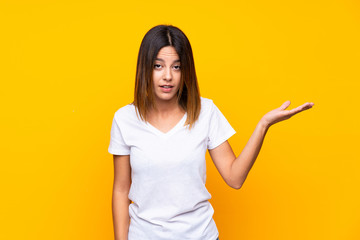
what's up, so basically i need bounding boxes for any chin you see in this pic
[155,94,178,102]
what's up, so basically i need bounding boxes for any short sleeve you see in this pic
[108,115,131,155]
[207,102,236,150]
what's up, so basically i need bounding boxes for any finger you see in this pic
[307,102,315,108]
[289,102,314,115]
[279,100,291,110]
[301,102,314,110]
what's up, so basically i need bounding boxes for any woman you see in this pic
[108,24,314,240]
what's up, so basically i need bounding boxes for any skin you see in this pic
[152,46,181,106]
[112,45,315,239]
[112,154,131,240]
[146,46,185,133]
[208,100,314,189]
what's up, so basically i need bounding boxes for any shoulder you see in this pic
[200,97,215,110]
[197,97,217,124]
[113,103,137,122]
[200,97,217,115]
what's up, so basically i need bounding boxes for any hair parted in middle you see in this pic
[133,24,201,129]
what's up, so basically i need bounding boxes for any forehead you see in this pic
[156,46,179,59]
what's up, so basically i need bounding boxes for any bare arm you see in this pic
[209,120,268,189]
[209,101,314,189]
[112,154,131,240]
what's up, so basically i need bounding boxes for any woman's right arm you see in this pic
[112,154,131,240]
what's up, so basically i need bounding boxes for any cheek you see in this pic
[174,76,182,90]
[175,73,181,83]
[152,72,161,84]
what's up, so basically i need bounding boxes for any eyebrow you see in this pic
[155,58,180,63]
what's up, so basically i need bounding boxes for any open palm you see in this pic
[261,101,315,127]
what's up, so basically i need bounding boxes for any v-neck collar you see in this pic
[143,112,187,138]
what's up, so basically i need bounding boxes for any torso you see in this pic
[109,97,235,240]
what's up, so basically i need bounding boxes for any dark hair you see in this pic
[133,24,201,129]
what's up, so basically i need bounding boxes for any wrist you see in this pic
[259,118,270,130]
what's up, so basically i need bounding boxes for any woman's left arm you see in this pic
[208,101,314,189]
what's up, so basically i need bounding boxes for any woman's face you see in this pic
[152,46,181,105]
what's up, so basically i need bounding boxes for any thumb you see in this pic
[279,100,291,110]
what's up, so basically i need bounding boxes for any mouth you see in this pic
[160,85,174,89]
[159,85,174,93]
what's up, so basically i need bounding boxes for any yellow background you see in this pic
[1,0,359,239]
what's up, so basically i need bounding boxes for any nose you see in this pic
[163,67,172,81]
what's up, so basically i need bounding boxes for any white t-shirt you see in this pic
[108,97,236,240]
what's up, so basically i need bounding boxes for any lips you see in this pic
[160,85,173,89]
[159,85,174,92]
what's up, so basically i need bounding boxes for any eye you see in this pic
[154,64,162,69]
[173,65,181,70]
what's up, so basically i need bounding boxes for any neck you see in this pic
[152,98,183,116]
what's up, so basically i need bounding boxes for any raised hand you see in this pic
[261,101,314,128]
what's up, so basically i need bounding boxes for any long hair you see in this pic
[133,24,201,129]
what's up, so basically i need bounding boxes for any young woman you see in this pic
[108,25,314,240]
